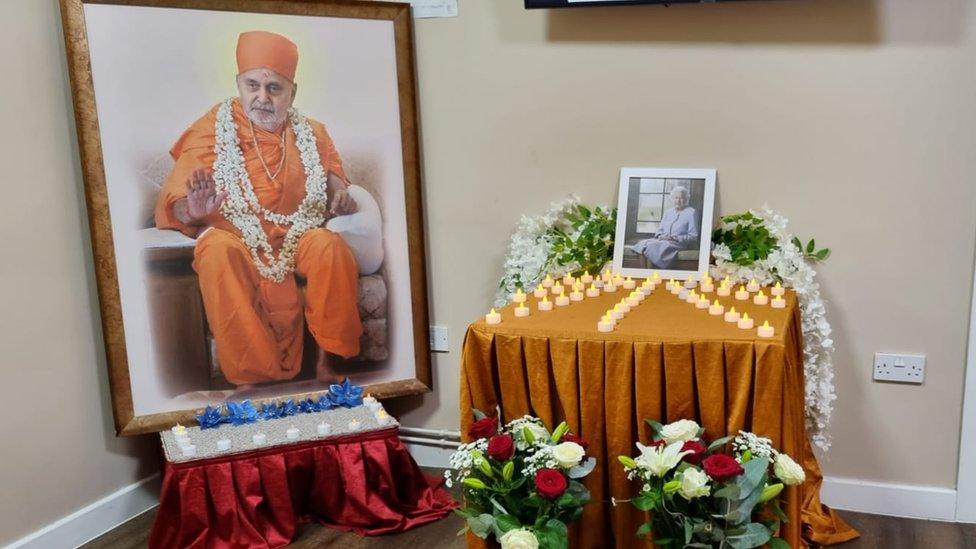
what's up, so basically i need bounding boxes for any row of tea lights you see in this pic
[668,275,782,337]
[169,396,394,458]
[485,269,650,323]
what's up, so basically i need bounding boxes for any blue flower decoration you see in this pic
[314,396,335,412]
[195,405,224,430]
[278,399,298,417]
[298,398,317,414]
[259,402,282,420]
[225,400,259,426]
[328,378,364,408]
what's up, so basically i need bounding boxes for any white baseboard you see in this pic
[821,476,958,521]
[6,474,161,549]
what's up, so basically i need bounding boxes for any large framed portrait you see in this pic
[612,167,716,280]
[60,0,429,435]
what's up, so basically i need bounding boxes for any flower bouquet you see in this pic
[617,419,806,548]
[448,412,596,549]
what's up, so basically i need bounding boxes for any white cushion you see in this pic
[326,184,384,275]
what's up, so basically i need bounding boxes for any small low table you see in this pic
[460,285,858,548]
[150,423,455,548]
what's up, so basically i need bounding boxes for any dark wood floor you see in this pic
[83,468,976,548]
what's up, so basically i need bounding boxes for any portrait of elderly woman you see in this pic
[614,169,716,277]
[66,1,429,432]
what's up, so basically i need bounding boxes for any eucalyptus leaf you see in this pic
[466,513,494,538]
[568,457,596,479]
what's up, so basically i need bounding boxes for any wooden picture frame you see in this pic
[60,0,430,435]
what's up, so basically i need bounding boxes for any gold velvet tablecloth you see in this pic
[460,285,858,548]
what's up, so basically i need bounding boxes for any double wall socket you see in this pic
[873,353,925,384]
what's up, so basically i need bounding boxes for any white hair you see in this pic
[670,186,690,199]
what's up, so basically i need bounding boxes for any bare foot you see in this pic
[315,352,344,384]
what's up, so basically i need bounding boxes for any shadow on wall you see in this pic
[494,0,970,46]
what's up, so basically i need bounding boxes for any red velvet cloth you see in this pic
[149,427,456,548]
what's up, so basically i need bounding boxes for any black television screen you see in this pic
[526,0,746,8]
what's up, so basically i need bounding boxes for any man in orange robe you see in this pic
[155,31,362,386]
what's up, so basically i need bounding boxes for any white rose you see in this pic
[678,468,711,500]
[660,419,701,444]
[499,528,539,549]
[774,453,806,486]
[551,441,586,469]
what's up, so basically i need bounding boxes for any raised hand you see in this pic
[185,168,227,223]
[329,187,358,216]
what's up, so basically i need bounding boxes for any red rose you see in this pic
[468,417,498,440]
[702,454,744,481]
[681,441,707,464]
[562,433,589,451]
[487,434,515,461]
[534,468,568,499]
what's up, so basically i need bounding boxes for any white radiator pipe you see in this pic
[398,435,460,448]
[397,426,461,441]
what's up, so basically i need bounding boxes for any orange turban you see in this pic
[236,31,299,82]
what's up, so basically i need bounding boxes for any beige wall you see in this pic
[2,0,974,543]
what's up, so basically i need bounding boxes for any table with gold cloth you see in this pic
[460,286,858,548]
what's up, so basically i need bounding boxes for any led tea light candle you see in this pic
[665,278,674,291]
[685,290,699,304]
[617,301,632,314]
[569,288,584,302]
[172,423,187,437]
[555,290,570,307]
[216,438,232,452]
[602,268,613,283]
[515,302,531,316]
[631,290,645,302]
[640,281,654,296]
[651,272,662,285]
[771,295,786,309]
[612,276,624,289]
[722,276,732,287]
[724,306,740,323]
[363,394,381,411]
[586,284,600,298]
[513,289,527,304]
[538,296,553,311]
[580,270,594,284]
[593,277,604,289]
[317,422,332,436]
[757,321,775,338]
[696,295,710,309]
[597,315,615,333]
[670,281,683,295]
[735,286,750,300]
[286,425,300,440]
[485,308,501,325]
[678,288,689,300]
[533,284,548,298]
[737,313,754,330]
[771,281,785,296]
[252,433,267,446]
[625,294,640,307]
[603,281,617,293]
[716,283,731,297]
[622,277,636,290]
[541,274,555,288]
[610,305,624,320]
[562,273,575,286]
[708,300,725,316]
[746,278,761,293]
[348,419,362,431]
[753,290,769,306]
[376,410,396,426]
[551,282,564,296]
[181,444,197,458]
[700,277,714,293]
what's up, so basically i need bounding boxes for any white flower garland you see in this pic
[711,208,836,451]
[211,98,329,282]
[495,196,607,307]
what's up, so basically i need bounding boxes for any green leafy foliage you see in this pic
[712,211,830,268]
[548,204,618,277]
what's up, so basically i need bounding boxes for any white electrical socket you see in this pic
[873,353,925,384]
[429,325,449,352]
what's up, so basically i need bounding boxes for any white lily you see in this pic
[634,441,691,477]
